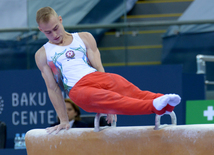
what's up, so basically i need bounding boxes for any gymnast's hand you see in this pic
[46,122,70,134]
[106,114,117,124]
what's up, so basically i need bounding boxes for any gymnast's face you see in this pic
[38,15,65,44]
[65,102,77,121]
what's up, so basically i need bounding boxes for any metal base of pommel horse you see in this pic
[93,111,177,132]
[94,113,117,132]
[154,111,177,130]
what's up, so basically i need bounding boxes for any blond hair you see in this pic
[36,6,58,24]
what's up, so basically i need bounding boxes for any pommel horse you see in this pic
[25,111,214,155]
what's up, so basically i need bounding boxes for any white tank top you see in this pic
[44,33,97,93]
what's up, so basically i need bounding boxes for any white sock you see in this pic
[153,95,170,111]
[165,111,172,115]
[168,94,181,106]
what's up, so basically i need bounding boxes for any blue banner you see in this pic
[0,70,59,148]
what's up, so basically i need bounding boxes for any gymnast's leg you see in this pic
[69,72,180,115]
[70,86,163,115]
[100,73,181,114]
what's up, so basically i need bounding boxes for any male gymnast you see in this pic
[35,7,181,134]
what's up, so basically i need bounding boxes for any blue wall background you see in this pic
[0,64,205,148]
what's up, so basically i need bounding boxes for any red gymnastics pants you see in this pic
[69,72,170,115]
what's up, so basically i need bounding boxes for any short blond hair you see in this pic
[36,6,58,24]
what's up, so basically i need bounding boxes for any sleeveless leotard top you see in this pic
[44,33,97,94]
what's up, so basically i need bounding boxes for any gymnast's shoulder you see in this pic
[35,46,47,67]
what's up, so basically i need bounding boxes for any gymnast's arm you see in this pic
[79,32,117,123]
[79,32,105,72]
[35,47,70,134]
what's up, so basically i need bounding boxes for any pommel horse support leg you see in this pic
[94,113,116,132]
[25,112,214,155]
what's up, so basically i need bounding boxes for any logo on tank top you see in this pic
[65,50,75,59]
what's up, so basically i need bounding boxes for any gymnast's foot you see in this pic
[153,95,169,115]
[153,95,169,111]
[153,94,181,115]
[165,94,181,114]
[168,94,181,107]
